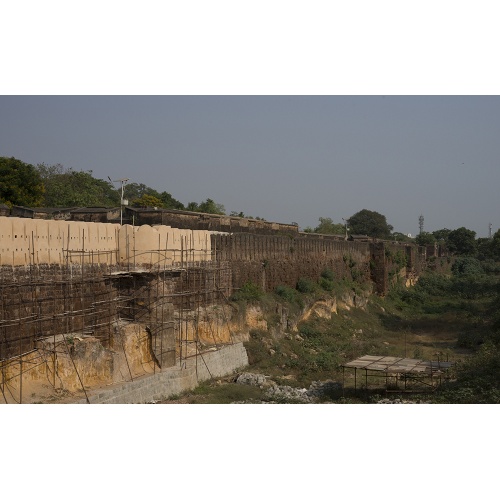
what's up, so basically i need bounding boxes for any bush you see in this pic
[319,277,334,291]
[452,257,483,276]
[231,281,263,301]
[321,268,335,281]
[275,285,299,302]
[296,277,317,294]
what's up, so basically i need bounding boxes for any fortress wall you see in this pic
[0,217,212,268]
[0,217,119,266]
[117,225,212,267]
[212,233,372,292]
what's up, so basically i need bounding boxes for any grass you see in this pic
[165,267,500,403]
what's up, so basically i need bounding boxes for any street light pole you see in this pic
[108,177,129,225]
[342,218,348,240]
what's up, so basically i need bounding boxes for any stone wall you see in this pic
[212,233,372,292]
[125,207,299,235]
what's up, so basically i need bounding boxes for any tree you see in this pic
[187,198,225,215]
[477,229,500,261]
[131,194,164,208]
[347,209,393,239]
[432,228,451,244]
[312,217,345,235]
[159,191,185,210]
[37,163,120,207]
[0,156,45,207]
[447,227,477,256]
[415,232,436,246]
[123,183,185,210]
[124,182,160,201]
[477,237,494,261]
[451,257,483,276]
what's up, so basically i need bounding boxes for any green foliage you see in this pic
[35,164,185,210]
[347,209,393,239]
[312,217,345,235]
[159,191,185,210]
[131,194,165,208]
[321,268,335,281]
[296,277,317,294]
[489,229,500,261]
[447,227,477,256]
[231,282,263,301]
[186,198,225,215]
[451,257,483,276]
[124,182,160,201]
[415,232,436,246]
[481,259,500,274]
[275,285,299,303]
[319,277,335,291]
[436,342,500,403]
[37,163,120,207]
[320,268,337,289]
[432,228,451,243]
[0,156,44,206]
[387,249,408,269]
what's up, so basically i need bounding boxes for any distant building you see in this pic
[0,204,10,217]
[10,205,75,220]
[70,207,121,223]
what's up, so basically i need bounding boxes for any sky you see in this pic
[1,95,499,238]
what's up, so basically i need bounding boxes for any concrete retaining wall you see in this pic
[75,343,249,404]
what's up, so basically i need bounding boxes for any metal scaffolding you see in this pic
[1,234,233,403]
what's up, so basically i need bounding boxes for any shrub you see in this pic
[451,257,483,276]
[319,277,334,291]
[231,281,263,301]
[321,268,335,281]
[296,277,316,294]
[275,285,298,302]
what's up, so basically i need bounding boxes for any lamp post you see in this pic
[108,177,129,225]
[342,218,348,240]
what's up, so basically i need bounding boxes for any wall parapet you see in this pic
[0,217,212,267]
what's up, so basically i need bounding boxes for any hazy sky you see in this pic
[1,95,499,237]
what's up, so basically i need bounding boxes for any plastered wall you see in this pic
[0,217,212,267]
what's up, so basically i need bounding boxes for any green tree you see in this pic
[0,156,45,207]
[489,230,500,260]
[447,227,477,256]
[415,232,436,246]
[123,183,185,210]
[451,256,483,276]
[37,163,120,207]
[131,194,165,208]
[159,191,185,210]
[312,217,345,235]
[477,237,494,261]
[432,228,451,244]
[187,198,225,215]
[347,209,393,239]
[124,182,160,201]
